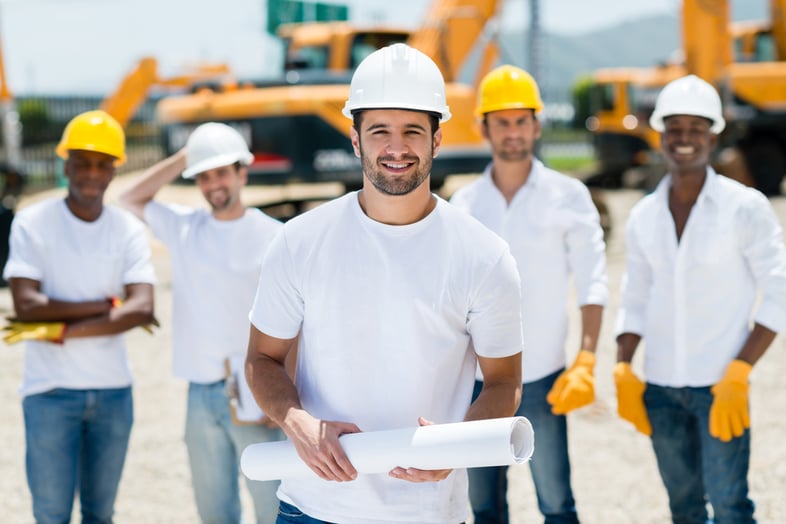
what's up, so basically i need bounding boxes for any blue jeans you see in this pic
[468,371,578,524]
[185,380,284,524]
[275,501,334,524]
[23,387,133,524]
[645,384,756,524]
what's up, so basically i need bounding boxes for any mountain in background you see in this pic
[496,14,680,102]
[492,0,768,103]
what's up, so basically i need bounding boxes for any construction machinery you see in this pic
[154,0,501,192]
[586,0,786,194]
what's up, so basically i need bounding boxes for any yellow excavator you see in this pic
[154,0,501,191]
[586,0,786,194]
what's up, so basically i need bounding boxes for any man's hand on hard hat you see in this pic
[709,359,751,442]
[547,350,596,414]
[284,407,361,482]
[389,417,452,483]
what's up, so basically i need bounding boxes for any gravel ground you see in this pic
[1,174,784,523]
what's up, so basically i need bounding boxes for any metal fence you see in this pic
[0,95,165,193]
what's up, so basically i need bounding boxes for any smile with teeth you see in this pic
[382,160,414,171]
[675,145,695,155]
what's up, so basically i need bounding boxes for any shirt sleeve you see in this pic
[615,210,652,337]
[467,248,523,359]
[737,192,786,333]
[248,228,303,340]
[121,215,156,286]
[143,200,194,247]
[2,213,44,281]
[565,183,608,306]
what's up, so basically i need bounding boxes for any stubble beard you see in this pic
[360,150,433,196]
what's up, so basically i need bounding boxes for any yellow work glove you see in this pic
[709,360,752,442]
[109,296,159,335]
[2,321,67,345]
[546,350,596,414]
[613,362,652,436]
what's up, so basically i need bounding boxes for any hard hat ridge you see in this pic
[182,122,254,179]
[649,74,726,133]
[476,65,544,116]
[56,110,127,166]
[342,43,452,123]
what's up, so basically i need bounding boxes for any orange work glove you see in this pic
[709,360,752,442]
[2,321,67,345]
[613,362,652,436]
[546,350,596,414]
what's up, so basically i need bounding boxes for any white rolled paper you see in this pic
[241,416,534,481]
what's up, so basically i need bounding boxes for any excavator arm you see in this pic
[407,0,500,82]
[101,57,231,128]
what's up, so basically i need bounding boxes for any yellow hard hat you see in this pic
[56,110,126,165]
[476,65,544,116]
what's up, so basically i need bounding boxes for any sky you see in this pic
[0,0,766,95]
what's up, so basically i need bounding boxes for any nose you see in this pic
[384,132,410,157]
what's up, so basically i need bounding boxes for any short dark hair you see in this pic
[352,110,440,136]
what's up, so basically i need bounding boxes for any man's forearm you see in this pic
[118,149,186,218]
[579,303,603,353]
[464,380,522,422]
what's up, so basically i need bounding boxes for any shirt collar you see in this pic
[481,157,543,192]
[655,166,720,207]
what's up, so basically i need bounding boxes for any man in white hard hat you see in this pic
[3,110,157,523]
[614,74,786,523]
[119,123,284,524]
[245,43,523,523]
[451,64,607,524]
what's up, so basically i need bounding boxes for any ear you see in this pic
[432,128,443,159]
[534,117,542,140]
[350,126,361,158]
[238,165,249,186]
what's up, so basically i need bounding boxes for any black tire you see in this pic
[744,139,786,196]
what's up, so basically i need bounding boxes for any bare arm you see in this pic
[465,353,522,421]
[245,326,360,482]
[9,278,155,338]
[616,332,642,363]
[735,323,777,366]
[117,148,186,221]
[579,304,603,354]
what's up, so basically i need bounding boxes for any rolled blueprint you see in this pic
[241,416,534,481]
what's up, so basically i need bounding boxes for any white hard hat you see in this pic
[649,74,725,134]
[182,122,254,179]
[342,43,452,123]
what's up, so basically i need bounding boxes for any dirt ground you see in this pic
[1,173,785,523]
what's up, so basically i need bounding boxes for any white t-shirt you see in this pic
[451,160,608,382]
[249,192,523,524]
[144,202,282,383]
[3,198,156,397]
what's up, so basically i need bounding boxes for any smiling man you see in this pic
[244,44,524,524]
[119,123,285,524]
[614,74,786,524]
[450,65,607,524]
[3,110,157,523]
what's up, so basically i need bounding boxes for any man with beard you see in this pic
[119,123,284,524]
[3,110,156,523]
[450,65,607,524]
[614,74,786,523]
[244,43,524,524]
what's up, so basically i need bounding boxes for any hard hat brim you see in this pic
[182,151,254,178]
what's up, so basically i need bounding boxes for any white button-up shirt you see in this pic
[616,169,786,387]
[451,159,608,382]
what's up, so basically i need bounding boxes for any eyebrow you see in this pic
[366,122,427,132]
